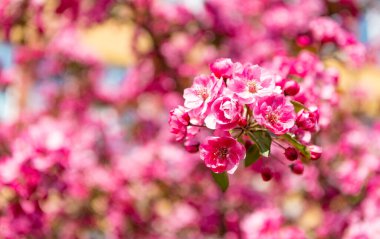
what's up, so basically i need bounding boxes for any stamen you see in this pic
[196,88,209,100]
[248,81,258,93]
[215,147,229,159]
[266,112,279,124]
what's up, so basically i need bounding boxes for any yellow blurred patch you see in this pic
[326,59,380,116]
[80,20,151,66]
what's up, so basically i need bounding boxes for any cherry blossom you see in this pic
[200,136,245,174]
[253,94,296,135]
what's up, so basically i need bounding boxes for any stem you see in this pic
[250,122,259,128]
[273,140,286,149]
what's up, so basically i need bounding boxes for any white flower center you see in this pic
[266,112,279,124]
[196,88,209,100]
[248,81,258,93]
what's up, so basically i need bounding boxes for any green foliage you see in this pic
[245,144,260,167]
[248,130,272,157]
[212,172,229,192]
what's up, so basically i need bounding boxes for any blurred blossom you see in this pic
[0,0,378,238]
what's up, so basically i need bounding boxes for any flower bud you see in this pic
[169,106,190,141]
[290,162,304,175]
[284,80,300,96]
[309,145,322,160]
[261,167,273,182]
[185,143,199,153]
[284,147,298,161]
[296,35,312,47]
[210,58,233,78]
[296,108,319,131]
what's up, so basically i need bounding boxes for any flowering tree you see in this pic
[0,0,379,238]
[170,58,322,190]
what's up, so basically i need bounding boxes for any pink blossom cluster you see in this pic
[320,119,380,195]
[170,58,322,181]
[241,208,307,239]
[0,0,378,238]
[270,51,340,129]
[308,17,366,66]
[202,0,366,66]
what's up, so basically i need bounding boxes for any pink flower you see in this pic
[253,94,295,135]
[210,58,233,78]
[296,108,319,132]
[169,106,190,141]
[227,64,276,104]
[200,136,245,174]
[183,75,224,114]
[309,17,340,43]
[204,96,242,130]
[241,208,282,239]
[343,42,366,66]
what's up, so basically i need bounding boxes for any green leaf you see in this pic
[245,144,260,167]
[280,133,311,160]
[248,130,272,157]
[212,172,229,192]
[291,100,308,113]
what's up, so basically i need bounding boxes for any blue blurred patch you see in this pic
[103,66,127,86]
[359,13,368,43]
[0,42,13,69]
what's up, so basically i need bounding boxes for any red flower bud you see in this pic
[210,58,233,78]
[185,143,199,153]
[261,167,273,182]
[290,162,304,175]
[284,80,300,96]
[284,147,298,161]
[296,35,312,47]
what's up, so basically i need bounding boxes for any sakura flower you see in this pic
[200,136,245,174]
[227,64,276,104]
[204,96,242,130]
[241,208,307,239]
[296,108,319,132]
[169,106,190,141]
[183,74,224,115]
[241,208,282,238]
[253,94,295,135]
[309,17,340,43]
